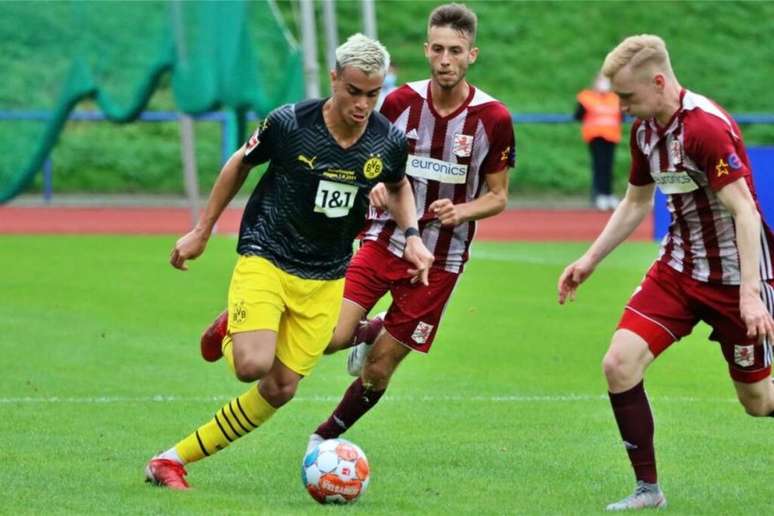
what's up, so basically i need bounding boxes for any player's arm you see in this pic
[429,168,509,226]
[557,182,654,304]
[716,178,774,342]
[383,177,434,285]
[170,148,253,270]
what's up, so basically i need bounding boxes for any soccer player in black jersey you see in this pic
[145,33,434,490]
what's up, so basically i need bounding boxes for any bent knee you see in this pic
[601,351,627,379]
[601,350,645,390]
[740,396,772,417]
[234,359,271,383]
[260,382,297,407]
[362,361,395,390]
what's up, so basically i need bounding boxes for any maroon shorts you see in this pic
[617,260,774,383]
[343,241,460,353]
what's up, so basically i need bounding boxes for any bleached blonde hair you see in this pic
[335,33,390,76]
[602,34,674,79]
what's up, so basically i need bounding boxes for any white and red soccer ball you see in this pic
[301,438,370,504]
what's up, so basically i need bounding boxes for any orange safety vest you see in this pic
[577,90,622,144]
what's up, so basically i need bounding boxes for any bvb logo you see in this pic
[232,301,247,324]
[363,156,383,180]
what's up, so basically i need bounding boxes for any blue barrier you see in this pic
[653,146,774,240]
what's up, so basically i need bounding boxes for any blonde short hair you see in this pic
[602,34,674,79]
[335,33,390,76]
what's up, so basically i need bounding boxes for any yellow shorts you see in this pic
[223,255,344,376]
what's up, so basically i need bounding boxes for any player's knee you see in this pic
[234,358,271,383]
[362,359,394,389]
[602,350,634,384]
[739,394,771,417]
[601,351,621,378]
[260,381,297,407]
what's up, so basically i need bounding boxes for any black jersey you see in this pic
[238,99,407,280]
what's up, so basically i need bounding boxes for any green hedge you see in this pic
[25,1,774,197]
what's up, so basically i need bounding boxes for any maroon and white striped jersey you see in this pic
[363,79,515,273]
[629,89,774,284]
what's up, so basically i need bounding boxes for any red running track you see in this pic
[0,206,653,241]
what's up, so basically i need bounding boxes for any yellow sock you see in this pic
[175,385,276,464]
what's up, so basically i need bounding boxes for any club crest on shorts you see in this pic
[232,300,247,325]
[452,133,473,158]
[734,344,755,367]
[411,321,434,344]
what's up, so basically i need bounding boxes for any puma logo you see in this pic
[297,154,317,169]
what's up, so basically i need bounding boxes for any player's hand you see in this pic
[369,183,389,211]
[429,198,464,226]
[739,285,774,343]
[403,236,434,286]
[170,228,209,271]
[557,257,596,304]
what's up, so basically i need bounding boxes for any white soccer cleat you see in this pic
[346,312,384,377]
[305,433,323,457]
[346,341,372,377]
[606,482,667,511]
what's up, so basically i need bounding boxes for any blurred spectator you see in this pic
[377,64,398,109]
[575,73,623,210]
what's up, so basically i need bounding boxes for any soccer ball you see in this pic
[301,438,370,504]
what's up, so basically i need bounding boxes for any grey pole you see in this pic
[179,116,200,227]
[299,0,320,98]
[322,0,338,72]
[361,0,377,39]
[172,0,200,227]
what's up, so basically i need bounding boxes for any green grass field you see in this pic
[1,236,770,515]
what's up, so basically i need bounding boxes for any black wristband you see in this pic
[404,227,420,238]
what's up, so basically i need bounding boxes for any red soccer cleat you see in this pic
[145,458,190,490]
[200,310,228,362]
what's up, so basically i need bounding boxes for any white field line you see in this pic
[0,394,739,404]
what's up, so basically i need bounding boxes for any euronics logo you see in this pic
[406,155,468,184]
[654,171,699,194]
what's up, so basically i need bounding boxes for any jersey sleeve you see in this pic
[379,127,408,184]
[479,105,516,174]
[379,88,406,124]
[627,121,653,186]
[684,113,751,191]
[241,106,288,166]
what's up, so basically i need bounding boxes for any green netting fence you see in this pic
[0,0,303,203]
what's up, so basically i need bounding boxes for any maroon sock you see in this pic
[352,316,384,347]
[315,378,385,439]
[608,381,657,484]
